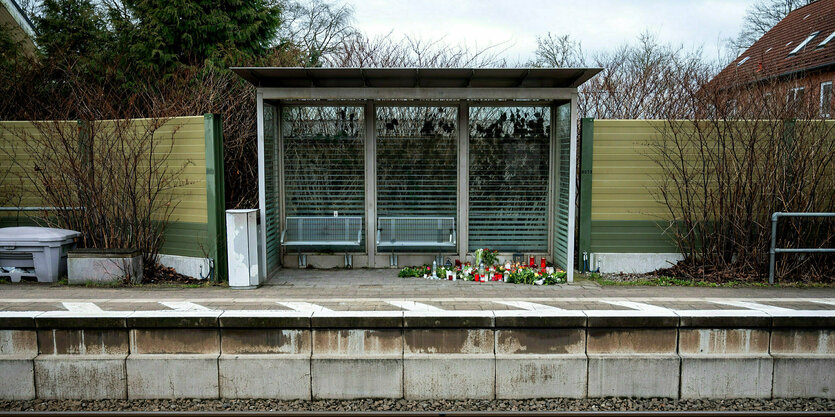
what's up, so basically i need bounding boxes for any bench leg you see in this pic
[344,254,353,268]
[389,255,398,268]
[298,254,307,268]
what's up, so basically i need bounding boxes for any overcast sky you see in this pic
[349,0,757,64]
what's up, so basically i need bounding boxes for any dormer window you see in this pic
[788,32,820,56]
[817,31,835,48]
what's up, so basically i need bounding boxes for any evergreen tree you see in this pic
[35,0,109,60]
[116,0,282,72]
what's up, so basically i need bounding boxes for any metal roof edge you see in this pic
[1,0,36,40]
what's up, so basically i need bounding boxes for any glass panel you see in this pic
[553,102,571,269]
[282,106,365,251]
[469,106,551,252]
[821,82,832,117]
[263,104,281,271]
[376,106,457,252]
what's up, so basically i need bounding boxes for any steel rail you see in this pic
[0,411,831,417]
[768,211,835,284]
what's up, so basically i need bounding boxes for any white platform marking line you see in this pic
[276,301,334,312]
[707,300,796,313]
[61,302,103,312]
[385,300,445,312]
[159,301,214,312]
[598,300,672,313]
[809,299,835,307]
[494,301,565,311]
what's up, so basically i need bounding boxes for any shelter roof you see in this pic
[231,67,601,89]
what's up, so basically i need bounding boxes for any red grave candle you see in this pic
[541,258,546,269]
[529,256,535,267]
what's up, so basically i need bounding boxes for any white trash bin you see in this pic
[0,227,81,282]
[225,209,263,289]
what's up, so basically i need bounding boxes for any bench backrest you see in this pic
[377,216,456,244]
[282,216,363,245]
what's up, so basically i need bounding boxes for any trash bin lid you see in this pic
[0,227,81,243]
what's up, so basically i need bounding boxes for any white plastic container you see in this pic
[0,227,81,282]
[225,209,262,289]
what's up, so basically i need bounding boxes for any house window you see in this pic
[817,30,835,48]
[726,99,738,117]
[821,81,833,118]
[789,32,820,56]
[789,87,806,110]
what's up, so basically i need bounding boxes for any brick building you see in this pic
[712,0,835,117]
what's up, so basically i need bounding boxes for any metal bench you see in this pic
[376,216,456,266]
[281,216,363,267]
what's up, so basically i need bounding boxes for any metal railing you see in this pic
[769,212,835,284]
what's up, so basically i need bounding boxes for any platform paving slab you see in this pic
[219,354,311,399]
[403,355,495,400]
[770,328,835,399]
[680,356,773,399]
[494,327,588,398]
[311,357,402,399]
[125,354,219,399]
[678,328,773,398]
[587,354,681,398]
[0,357,35,400]
[0,329,38,400]
[130,328,219,354]
[495,355,587,399]
[772,355,835,399]
[34,354,127,399]
[220,328,310,354]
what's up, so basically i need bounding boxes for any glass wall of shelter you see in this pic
[260,99,574,271]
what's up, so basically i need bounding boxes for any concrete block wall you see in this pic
[0,310,833,400]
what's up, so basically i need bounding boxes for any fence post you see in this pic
[578,118,594,272]
[204,114,227,282]
[77,120,94,188]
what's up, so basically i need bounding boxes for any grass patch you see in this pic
[582,273,834,288]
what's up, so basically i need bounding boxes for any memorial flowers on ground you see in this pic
[397,248,567,285]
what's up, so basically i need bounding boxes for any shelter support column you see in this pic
[256,90,267,277]
[567,93,579,282]
[365,100,376,267]
[457,100,469,261]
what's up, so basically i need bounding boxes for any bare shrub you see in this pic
[328,32,510,68]
[2,116,191,277]
[580,31,715,120]
[0,56,199,280]
[651,73,835,282]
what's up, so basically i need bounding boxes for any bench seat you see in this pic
[280,216,363,247]
[376,216,456,249]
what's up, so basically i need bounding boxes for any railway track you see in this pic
[0,411,832,416]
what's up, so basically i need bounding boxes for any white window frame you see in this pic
[821,81,833,118]
[789,87,805,103]
[817,31,835,48]
[789,32,820,56]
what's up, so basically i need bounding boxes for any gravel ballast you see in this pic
[2,398,833,412]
